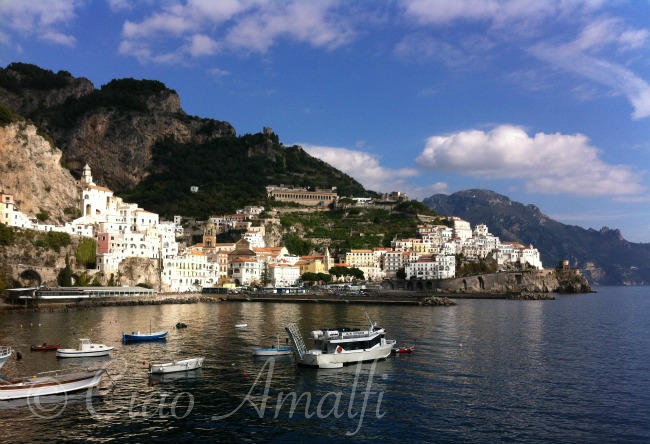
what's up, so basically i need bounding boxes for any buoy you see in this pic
[243,370,247,377]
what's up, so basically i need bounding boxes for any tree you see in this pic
[317,272,331,283]
[57,254,73,287]
[301,272,320,285]
[0,223,14,246]
[396,268,407,279]
[75,237,97,268]
[261,261,270,286]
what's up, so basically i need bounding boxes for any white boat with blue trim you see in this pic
[253,336,292,356]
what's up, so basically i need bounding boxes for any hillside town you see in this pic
[1,165,542,293]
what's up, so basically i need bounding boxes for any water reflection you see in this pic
[1,291,650,443]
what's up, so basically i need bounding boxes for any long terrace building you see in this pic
[266,185,337,207]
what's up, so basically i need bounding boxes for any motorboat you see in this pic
[56,339,114,358]
[285,313,396,369]
[253,336,292,356]
[0,368,106,401]
[392,346,415,354]
[122,330,168,342]
[0,347,12,370]
[31,343,61,351]
[148,357,204,374]
[235,323,248,328]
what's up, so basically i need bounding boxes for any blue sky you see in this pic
[1,1,650,242]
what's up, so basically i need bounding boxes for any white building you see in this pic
[269,262,301,287]
[405,254,456,279]
[228,257,263,286]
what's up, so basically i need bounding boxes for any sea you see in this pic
[0,286,649,443]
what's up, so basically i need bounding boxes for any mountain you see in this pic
[422,189,650,286]
[0,62,372,218]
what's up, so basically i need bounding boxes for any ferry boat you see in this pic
[285,314,396,369]
[0,346,12,370]
[56,339,114,358]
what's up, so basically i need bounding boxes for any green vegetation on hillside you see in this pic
[279,203,440,254]
[33,77,173,128]
[121,133,372,219]
[0,104,20,126]
[0,62,71,91]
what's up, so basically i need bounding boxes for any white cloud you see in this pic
[300,143,421,194]
[119,0,354,63]
[415,125,645,197]
[531,39,650,120]
[187,34,219,57]
[400,0,603,30]
[0,0,79,46]
[207,67,230,78]
[398,1,650,120]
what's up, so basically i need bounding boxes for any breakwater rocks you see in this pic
[506,292,556,300]
[65,295,222,309]
[420,296,456,306]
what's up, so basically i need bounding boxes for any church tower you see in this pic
[203,222,217,249]
[81,164,95,186]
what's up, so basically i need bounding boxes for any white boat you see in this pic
[235,323,248,328]
[253,335,292,356]
[56,338,114,358]
[285,314,396,369]
[0,368,106,401]
[0,347,12,370]
[148,357,204,374]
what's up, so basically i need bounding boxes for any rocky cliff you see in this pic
[31,82,236,193]
[0,121,78,223]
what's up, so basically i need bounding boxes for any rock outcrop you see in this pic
[0,122,79,223]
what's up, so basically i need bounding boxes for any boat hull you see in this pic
[0,370,105,401]
[252,347,293,357]
[297,341,395,368]
[56,346,114,358]
[122,331,168,342]
[149,357,204,374]
[0,347,12,370]
[31,344,60,351]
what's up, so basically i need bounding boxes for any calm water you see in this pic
[1,287,649,443]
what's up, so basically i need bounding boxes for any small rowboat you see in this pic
[31,343,61,351]
[391,346,415,354]
[253,335,292,356]
[149,357,204,374]
[122,331,168,342]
